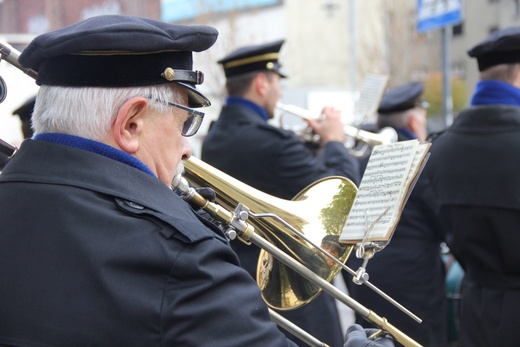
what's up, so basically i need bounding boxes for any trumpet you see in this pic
[276,102,398,157]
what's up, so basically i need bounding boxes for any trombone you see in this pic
[276,102,398,157]
[174,157,422,347]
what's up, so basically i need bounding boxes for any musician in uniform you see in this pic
[425,27,520,347]
[0,14,392,347]
[347,82,447,347]
[201,40,361,347]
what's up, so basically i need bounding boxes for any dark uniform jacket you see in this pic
[201,103,361,347]
[347,130,447,347]
[425,105,520,347]
[0,139,297,347]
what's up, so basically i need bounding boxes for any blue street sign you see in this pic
[417,0,463,33]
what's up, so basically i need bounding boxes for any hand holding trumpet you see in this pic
[306,106,346,144]
[276,102,398,157]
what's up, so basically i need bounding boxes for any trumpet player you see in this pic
[202,39,361,347]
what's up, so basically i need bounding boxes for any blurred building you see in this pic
[2,0,520,145]
[0,0,160,144]
[159,0,443,152]
[452,1,520,96]
[0,0,160,35]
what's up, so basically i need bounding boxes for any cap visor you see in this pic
[177,82,211,108]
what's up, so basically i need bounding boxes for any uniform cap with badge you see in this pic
[18,15,219,108]
[218,39,287,79]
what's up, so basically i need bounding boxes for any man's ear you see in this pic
[407,111,419,132]
[254,72,269,96]
[112,97,148,154]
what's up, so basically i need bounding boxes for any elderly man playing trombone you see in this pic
[0,15,395,347]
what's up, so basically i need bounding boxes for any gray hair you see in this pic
[32,83,182,141]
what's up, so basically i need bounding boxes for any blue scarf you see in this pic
[34,133,156,177]
[225,96,269,122]
[470,80,520,107]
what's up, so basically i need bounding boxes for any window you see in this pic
[452,23,463,36]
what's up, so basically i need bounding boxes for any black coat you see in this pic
[424,105,520,347]
[0,139,297,347]
[201,104,361,347]
[346,130,447,347]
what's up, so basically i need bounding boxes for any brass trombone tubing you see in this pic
[176,177,422,347]
[250,231,421,347]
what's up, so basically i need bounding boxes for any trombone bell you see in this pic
[182,157,358,310]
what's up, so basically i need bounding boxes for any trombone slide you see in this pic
[0,41,37,79]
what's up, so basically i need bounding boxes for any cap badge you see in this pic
[162,67,175,81]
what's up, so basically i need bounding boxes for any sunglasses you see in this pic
[147,97,205,137]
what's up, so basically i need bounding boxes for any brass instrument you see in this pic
[181,156,357,310]
[1,40,421,347]
[277,102,398,157]
[175,157,422,347]
[0,41,37,79]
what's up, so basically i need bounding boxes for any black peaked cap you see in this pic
[218,39,287,78]
[378,82,425,114]
[468,27,520,72]
[18,15,219,108]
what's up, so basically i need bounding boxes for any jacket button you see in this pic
[126,201,144,210]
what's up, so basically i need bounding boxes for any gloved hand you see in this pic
[194,187,216,203]
[344,324,394,347]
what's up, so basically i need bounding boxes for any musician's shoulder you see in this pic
[256,122,293,139]
[426,129,447,142]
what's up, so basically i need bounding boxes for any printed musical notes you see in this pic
[340,139,430,244]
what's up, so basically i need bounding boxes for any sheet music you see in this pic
[340,140,419,242]
[402,143,431,203]
[353,74,389,120]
